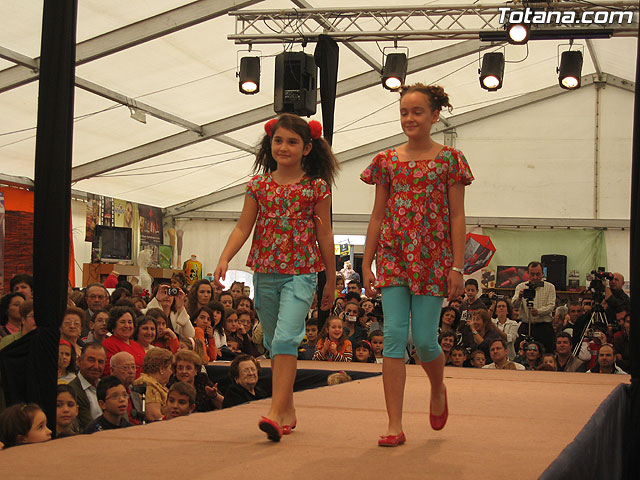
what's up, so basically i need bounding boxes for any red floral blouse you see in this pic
[246,174,330,274]
[360,147,474,296]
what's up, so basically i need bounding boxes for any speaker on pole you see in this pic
[541,254,567,291]
[274,52,317,116]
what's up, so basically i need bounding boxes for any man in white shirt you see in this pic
[483,338,525,370]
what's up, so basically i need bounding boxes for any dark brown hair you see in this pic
[0,403,43,448]
[400,83,452,113]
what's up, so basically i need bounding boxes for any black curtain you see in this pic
[0,1,77,432]
[626,18,640,479]
[314,35,339,331]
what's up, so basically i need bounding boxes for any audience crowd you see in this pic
[0,261,632,448]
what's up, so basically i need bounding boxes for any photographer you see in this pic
[511,261,556,354]
[604,272,630,325]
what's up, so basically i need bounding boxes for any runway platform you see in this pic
[2,361,629,479]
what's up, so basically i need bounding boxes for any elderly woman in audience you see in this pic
[0,292,25,338]
[58,339,77,384]
[492,298,520,360]
[56,384,79,437]
[60,307,86,358]
[186,279,213,318]
[102,306,146,377]
[222,354,267,408]
[461,309,502,360]
[171,349,223,412]
[133,315,158,353]
[132,348,174,421]
[144,283,194,340]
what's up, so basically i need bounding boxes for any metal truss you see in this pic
[229,2,639,43]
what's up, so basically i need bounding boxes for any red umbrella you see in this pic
[463,233,496,274]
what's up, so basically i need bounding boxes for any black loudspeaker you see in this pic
[274,52,317,116]
[541,254,567,291]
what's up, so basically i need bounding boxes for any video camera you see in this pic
[522,281,544,305]
[587,267,613,303]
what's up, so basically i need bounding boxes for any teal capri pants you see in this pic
[253,272,317,356]
[381,286,444,363]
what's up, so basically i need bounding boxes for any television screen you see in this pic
[96,225,132,263]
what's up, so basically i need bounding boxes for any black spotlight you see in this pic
[479,52,505,91]
[274,51,317,116]
[239,56,260,94]
[506,23,530,44]
[382,53,408,91]
[558,50,583,90]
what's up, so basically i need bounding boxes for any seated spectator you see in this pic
[0,403,51,448]
[360,298,374,315]
[102,306,145,377]
[347,280,363,298]
[447,297,463,312]
[84,376,131,433]
[165,382,197,420]
[368,330,384,364]
[171,272,188,292]
[83,283,110,337]
[0,292,25,338]
[332,295,346,315]
[60,307,86,358]
[492,298,520,360]
[10,274,34,300]
[459,279,487,324]
[344,292,362,304]
[133,314,158,353]
[172,350,223,412]
[313,316,352,362]
[584,322,609,371]
[68,343,106,431]
[223,309,239,338]
[554,332,585,372]
[298,319,319,360]
[219,292,234,310]
[352,339,376,363]
[335,274,345,298]
[191,306,218,362]
[538,353,557,371]
[587,344,627,374]
[438,330,456,366]
[143,284,194,340]
[553,305,568,335]
[83,310,109,344]
[450,345,466,367]
[562,302,582,337]
[56,384,79,437]
[613,312,631,372]
[483,338,525,370]
[110,351,142,425]
[208,301,227,351]
[186,279,213,318]
[222,355,267,408]
[110,287,131,306]
[469,350,486,368]
[58,339,77,384]
[439,306,460,334]
[234,295,254,312]
[519,341,544,371]
[226,336,242,354]
[147,308,179,354]
[0,299,36,351]
[236,309,259,357]
[229,281,244,302]
[132,348,174,421]
[460,310,501,360]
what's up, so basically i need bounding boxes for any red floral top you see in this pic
[360,147,474,296]
[246,174,331,274]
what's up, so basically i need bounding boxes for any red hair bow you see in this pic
[264,118,278,137]
[308,120,322,139]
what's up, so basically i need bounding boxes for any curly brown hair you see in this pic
[400,83,452,113]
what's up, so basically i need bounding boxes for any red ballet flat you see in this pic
[282,417,297,435]
[258,416,283,442]
[378,432,406,447]
[430,387,448,431]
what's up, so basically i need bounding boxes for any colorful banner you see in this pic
[85,193,101,242]
[138,204,163,245]
[113,198,137,228]
[101,196,113,227]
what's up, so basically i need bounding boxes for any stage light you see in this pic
[382,53,407,91]
[479,52,504,91]
[558,50,583,90]
[507,24,529,44]
[238,56,260,94]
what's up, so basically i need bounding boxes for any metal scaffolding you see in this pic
[229,2,639,43]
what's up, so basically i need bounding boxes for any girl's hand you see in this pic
[329,342,338,354]
[447,270,464,302]
[363,268,378,297]
[164,328,178,341]
[206,325,214,338]
[213,260,228,290]
[320,284,333,311]
[322,339,330,353]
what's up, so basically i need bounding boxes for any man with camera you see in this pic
[604,272,630,325]
[511,261,556,354]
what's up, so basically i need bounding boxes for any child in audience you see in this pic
[368,330,384,364]
[539,353,557,371]
[226,336,242,354]
[469,350,486,368]
[313,316,352,362]
[210,302,227,350]
[191,306,218,362]
[450,346,466,367]
[352,339,376,363]
[58,339,77,384]
[148,308,179,354]
[83,310,109,343]
[56,384,79,437]
[85,376,131,433]
[298,319,319,360]
[219,292,234,310]
[165,382,197,420]
[0,403,51,448]
[223,309,239,338]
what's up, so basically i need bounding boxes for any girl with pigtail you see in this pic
[214,113,339,442]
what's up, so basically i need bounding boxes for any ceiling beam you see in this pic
[585,40,602,79]
[73,39,490,182]
[0,46,38,70]
[0,0,263,94]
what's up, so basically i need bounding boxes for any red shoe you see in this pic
[378,432,406,447]
[258,416,283,442]
[430,387,448,431]
[282,418,297,435]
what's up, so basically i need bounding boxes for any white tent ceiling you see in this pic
[0,0,637,209]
